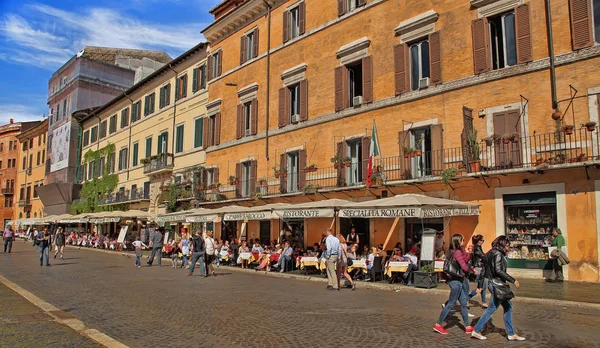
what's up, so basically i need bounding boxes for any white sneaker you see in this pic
[508,334,526,341]
[471,331,487,340]
[441,303,445,309]
[468,313,475,317]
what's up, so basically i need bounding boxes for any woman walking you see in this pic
[434,234,477,335]
[53,227,66,260]
[180,234,190,269]
[204,231,217,277]
[471,236,525,341]
[468,234,487,307]
[337,235,355,290]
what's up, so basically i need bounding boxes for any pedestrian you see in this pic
[170,239,181,269]
[337,234,355,290]
[132,235,148,268]
[468,234,487,307]
[434,234,477,335]
[3,224,15,253]
[147,227,164,266]
[546,227,566,283]
[204,231,217,277]
[53,227,66,260]
[36,228,52,266]
[324,228,340,291]
[187,230,206,277]
[180,233,190,269]
[471,235,525,341]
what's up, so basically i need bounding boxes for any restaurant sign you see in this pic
[421,207,480,218]
[223,212,270,221]
[339,207,479,219]
[90,217,121,223]
[185,215,219,223]
[158,214,187,223]
[272,208,335,219]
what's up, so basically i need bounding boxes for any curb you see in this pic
[67,246,600,309]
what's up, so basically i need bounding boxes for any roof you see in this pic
[209,0,245,14]
[16,119,47,141]
[74,41,209,125]
[0,121,40,136]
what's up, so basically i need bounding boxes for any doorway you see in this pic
[340,218,370,250]
[221,221,237,242]
[281,218,305,249]
[259,221,271,244]
[404,218,444,254]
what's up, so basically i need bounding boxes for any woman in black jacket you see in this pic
[471,236,525,341]
[467,234,487,307]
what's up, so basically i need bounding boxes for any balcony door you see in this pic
[411,127,432,178]
[493,110,522,168]
[346,140,363,185]
[157,132,168,154]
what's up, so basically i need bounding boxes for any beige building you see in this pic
[75,42,209,214]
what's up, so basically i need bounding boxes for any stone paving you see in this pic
[1,242,599,348]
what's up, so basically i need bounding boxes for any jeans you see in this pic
[189,252,205,275]
[278,255,291,271]
[148,247,162,266]
[473,282,515,335]
[437,278,470,326]
[3,238,12,253]
[135,255,141,266]
[182,254,188,268]
[469,273,487,303]
[39,246,49,265]
[326,255,339,289]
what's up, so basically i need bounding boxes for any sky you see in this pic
[0,0,221,125]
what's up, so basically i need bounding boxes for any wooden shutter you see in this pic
[235,163,242,198]
[240,36,247,65]
[429,31,442,85]
[217,52,222,76]
[214,112,221,146]
[394,44,408,95]
[335,66,344,111]
[299,80,308,121]
[236,104,244,139]
[253,29,259,58]
[284,88,291,125]
[299,2,306,35]
[203,117,209,148]
[192,68,198,93]
[515,3,533,64]
[201,168,208,187]
[361,136,370,183]
[362,56,373,103]
[251,98,258,135]
[283,11,289,43]
[298,149,307,190]
[250,160,257,194]
[461,107,474,166]
[430,124,444,176]
[493,111,507,168]
[213,167,220,184]
[207,55,213,81]
[338,0,346,16]
[472,18,491,74]
[569,0,594,50]
[279,153,287,193]
[336,141,346,187]
[506,110,522,167]
[182,75,187,98]
[278,88,287,127]
[175,79,180,101]
[398,131,412,179]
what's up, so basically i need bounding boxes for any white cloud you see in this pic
[0,104,46,125]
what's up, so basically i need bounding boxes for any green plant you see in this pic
[403,146,414,154]
[466,128,480,162]
[301,184,318,195]
[259,178,268,185]
[330,156,342,164]
[419,264,434,272]
[164,181,180,213]
[343,156,352,163]
[229,175,238,183]
[72,144,118,214]
[441,168,458,187]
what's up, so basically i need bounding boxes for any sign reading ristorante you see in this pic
[272,208,335,218]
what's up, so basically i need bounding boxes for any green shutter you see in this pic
[145,137,152,158]
[176,125,184,153]
[132,143,139,166]
[175,78,180,101]
[194,118,203,148]
[192,68,198,93]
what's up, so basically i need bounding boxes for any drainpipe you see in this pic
[94,115,101,151]
[124,92,134,181]
[545,0,558,111]
[263,0,272,162]
[167,64,178,160]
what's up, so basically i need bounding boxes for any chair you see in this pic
[370,256,385,282]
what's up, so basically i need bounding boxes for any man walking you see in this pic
[54,227,66,260]
[36,228,52,266]
[147,227,164,267]
[187,230,206,277]
[325,228,341,291]
[3,224,15,253]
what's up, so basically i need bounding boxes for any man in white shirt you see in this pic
[325,228,341,291]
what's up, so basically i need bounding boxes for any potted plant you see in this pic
[467,129,481,172]
[304,164,317,173]
[413,263,438,289]
[343,157,352,167]
[502,134,511,144]
[577,153,588,162]
[415,137,423,156]
[562,124,574,135]
[584,121,596,132]
[197,185,205,190]
[375,165,383,173]
[510,132,520,143]
[259,178,268,187]
[552,109,562,121]
[330,156,344,169]
[301,184,319,195]
[370,176,384,187]
[403,147,412,159]
[229,175,239,185]
[441,168,458,187]
[483,136,494,147]
[279,168,288,178]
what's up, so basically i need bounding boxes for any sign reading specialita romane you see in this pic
[339,208,419,218]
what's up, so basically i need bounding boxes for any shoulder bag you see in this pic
[490,278,514,301]
[443,250,464,278]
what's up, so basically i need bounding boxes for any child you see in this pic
[132,236,148,268]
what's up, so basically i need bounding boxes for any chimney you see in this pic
[9,119,13,124]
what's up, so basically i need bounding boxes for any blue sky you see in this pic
[0,0,221,125]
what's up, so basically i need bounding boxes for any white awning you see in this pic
[272,199,353,218]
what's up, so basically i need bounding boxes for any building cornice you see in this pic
[394,10,439,37]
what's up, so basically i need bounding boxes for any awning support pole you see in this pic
[382,216,400,250]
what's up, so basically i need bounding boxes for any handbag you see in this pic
[490,278,514,301]
[443,250,464,278]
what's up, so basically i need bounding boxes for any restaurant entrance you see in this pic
[221,220,237,242]
[259,221,270,244]
[340,218,369,250]
[405,218,444,254]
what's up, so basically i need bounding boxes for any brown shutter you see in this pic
[217,52,222,76]
[201,168,208,187]
[235,163,242,198]
[299,80,308,122]
[240,36,246,65]
[506,110,522,167]
[207,54,213,82]
[213,167,220,184]
[279,153,287,193]
[358,0,366,6]
[472,18,491,74]
[283,11,289,43]
[398,131,412,179]
[515,3,533,64]
[278,88,287,127]
[569,0,593,50]
[394,44,408,95]
[203,117,209,148]
[338,0,346,16]
[214,112,221,146]
[251,98,258,135]
[361,136,370,184]
[236,104,243,139]
[430,124,444,176]
[284,87,291,125]
[335,66,345,111]
[253,28,259,58]
[493,111,507,168]
[299,2,306,35]
[250,160,257,194]
[429,31,442,85]
[362,56,373,103]
[298,149,307,190]
[336,141,346,187]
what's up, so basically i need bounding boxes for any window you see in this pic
[192,65,207,93]
[22,156,26,170]
[62,99,67,117]
[131,101,142,123]
[242,161,251,197]
[83,130,90,147]
[346,140,363,185]
[5,197,12,208]
[43,133,46,144]
[194,118,204,148]
[42,150,45,162]
[287,151,299,192]
[175,124,184,153]
[99,156,105,176]
[132,143,139,167]
[145,137,152,158]
[36,151,40,166]
[244,102,252,135]
[489,11,517,70]
[109,114,117,134]
[22,141,26,151]
[118,148,128,171]
[90,126,98,143]
[348,62,363,107]
[121,108,129,128]
[290,84,300,122]
[56,104,60,120]
[99,120,107,139]
[409,39,430,91]
[241,30,258,64]
[29,154,33,169]
[290,7,300,39]
[157,132,168,154]
[87,161,94,180]
[176,75,188,101]
[19,186,24,200]
[348,0,360,12]
[0,143,3,152]
[29,138,33,149]
[0,160,2,169]
[208,115,217,147]
[38,135,41,146]
[159,84,171,109]
[595,0,600,43]
[144,93,156,116]
[338,0,365,16]
[208,51,222,80]
[108,152,116,174]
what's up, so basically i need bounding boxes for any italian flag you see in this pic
[366,121,380,188]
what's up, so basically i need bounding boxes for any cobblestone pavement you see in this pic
[0,281,100,348]
[0,242,599,348]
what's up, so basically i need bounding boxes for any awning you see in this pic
[272,199,352,218]
[222,203,289,221]
[338,194,480,219]
[159,208,217,223]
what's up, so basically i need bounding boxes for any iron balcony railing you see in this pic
[143,153,174,174]
[98,190,149,205]
[1,187,14,195]
[17,199,31,208]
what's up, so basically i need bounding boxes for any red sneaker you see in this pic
[433,324,448,335]
[465,326,475,334]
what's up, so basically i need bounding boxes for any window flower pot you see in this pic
[416,149,422,156]
[410,152,416,158]
[403,153,409,159]
[562,125,574,135]
[511,134,520,143]
[413,271,438,289]
[469,161,481,173]
[585,123,596,132]
[345,162,352,167]
[551,111,562,121]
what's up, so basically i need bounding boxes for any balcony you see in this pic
[143,153,174,175]
[1,187,14,195]
[98,190,150,205]
[18,199,31,209]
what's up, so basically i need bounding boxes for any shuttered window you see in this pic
[83,130,90,147]
[159,84,171,109]
[157,132,168,154]
[570,0,596,49]
[175,75,187,101]
[132,143,139,167]
[284,2,305,43]
[335,57,372,110]
[409,39,430,91]
[175,124,184,153]
[120,108,129,128]
[194,118,204,148]
[208,51,222,80]
[145,137,152,158]
[192,66,206,93]
[99,121,107,139]
[109,114,117,134]
[240,30,259,64]
[118,148,128,171]
[144,93,155,116]
[131,101,141,123]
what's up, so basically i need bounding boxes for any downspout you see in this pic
[167,64,178,159]
[124,92,134,181]
[94,115,101,151]
[263,0,272,162]
[545,0,558,111]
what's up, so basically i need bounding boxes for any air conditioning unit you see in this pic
[26,168,32,175]
[419,77,430,89]
[353,96,363,107]
[290,114,299,124]
[245,129,251,136]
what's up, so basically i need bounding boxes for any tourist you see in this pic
[180,233,190,269]
[337,235,355,290]
[390,247,404,261]
[36,228,52,267]
[255,246,272,271]
[170,239,181,269]
[3,224,15,253]
[274,241,293,273]
[468,234,487,307]
[546,227,566,283]
[147,227,164,267]
[217,240,230,266]
[393,242,404,256]
[434,234,477,335]
[324,228,340,291]
[471,236,525,341]
[230,238,239,265]
[360,244,370,259]
[132,235,148,268]
[434,231,445,255]
[204,231,217,277]
[251,240,264,253]
[53,227,66,260]
[238,241,250,268]
[187,230,206,277]
[365,247,378,282]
